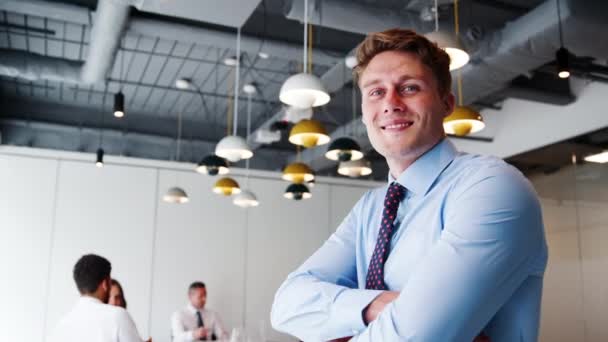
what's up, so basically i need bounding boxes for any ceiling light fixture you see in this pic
[216,27,253,163]
[233,82,259,208]
[584,151,608,164]
[163,187,189,204]
[326,137,363,162]
[443,0,484,137]
[327,84,364,162]
[195,154,229,175]
[425,0,469,70]
[556,0,570,79]
[338,159,373,178]
[282,162,315,184]
[114,39,126,118]
[95,148,104,168]
[284,183,312,201]
[113,92,125,118]
[213,177,241,196]
[279,0,330,108]
[163,110,189,204]
[289,118,330,148]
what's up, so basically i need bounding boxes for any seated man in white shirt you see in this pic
[171,281,227,341]
[48,254,149,342]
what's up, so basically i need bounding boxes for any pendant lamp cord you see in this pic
[454,0,463,106]
[303,0,308,73]
[233,27,241,136]
[245,93,252,186]
[434,0,439,32]
[556,0,564,47]
[176,111,182,161]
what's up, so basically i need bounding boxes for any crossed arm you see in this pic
[270,167,545,341]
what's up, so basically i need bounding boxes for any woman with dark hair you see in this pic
[109,278,127,309]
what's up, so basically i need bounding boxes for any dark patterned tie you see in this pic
[365,182,405,290]
[196,311,206,341]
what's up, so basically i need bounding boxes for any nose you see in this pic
[383,88,405,114]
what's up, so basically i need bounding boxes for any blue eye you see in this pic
[400,85,420,93]
[369,89,384,96]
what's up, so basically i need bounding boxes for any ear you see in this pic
[101,277,111,292]
[443,93,455,118]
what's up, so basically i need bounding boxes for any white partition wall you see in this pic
[0,147,383,342]
[44,161,158,339]
[0,155,58,342]
[244,178,331,341]
[149,170,247,341]
[328,185,371,235]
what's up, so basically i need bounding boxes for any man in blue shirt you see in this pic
[270,29,548,341]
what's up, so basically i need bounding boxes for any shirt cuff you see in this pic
[333,288,383,336]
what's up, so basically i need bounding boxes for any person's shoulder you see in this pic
[451,152,527,184]
[171,306,191,319]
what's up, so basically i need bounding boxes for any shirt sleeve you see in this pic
[270,193,383,341]
[116,309,146,342]
[352,165,546,341]
[171,311,195,342]
[211,312,228,339]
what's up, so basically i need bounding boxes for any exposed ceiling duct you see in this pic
[291,0,608,171]
[0,0,340,86]
[0,0,131,84]
[0,49,82,83]
[284,0,426,35]
[80,0,131,84]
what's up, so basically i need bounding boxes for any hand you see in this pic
[363,291,399,324]
[193,327,209,339]
[144,339,152,342]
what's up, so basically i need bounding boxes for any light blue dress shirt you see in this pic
[271,139,548,341]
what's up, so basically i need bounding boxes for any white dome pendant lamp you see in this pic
[425,0,469,71]
[233,83,260,208]
[163,111,189,204]
[216,27,253,163]
[279,0,330,108]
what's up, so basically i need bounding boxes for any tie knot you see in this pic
[388,182,405,198]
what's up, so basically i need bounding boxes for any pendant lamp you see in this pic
[338,159,372,178]
[279,0,330,108]
[282,162,315,184]
[163,111,189,204]
[195,155,229,175]
[289,119,330,148]
[213,177,241,196]
[233,83,259,208]
[425,0,469,71]
[284,183,312,201]
[216,27,253,162]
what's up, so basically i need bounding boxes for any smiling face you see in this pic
[359,50,454,176]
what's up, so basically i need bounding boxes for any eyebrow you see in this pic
[361,75,421,89]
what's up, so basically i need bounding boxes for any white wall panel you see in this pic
[148,170,247,342]
[540,230,586,342]
[44,161,157,339]
[328,184,371,235]
[581,225,608,341]
[244,178,331,342]
[0,155,58,342]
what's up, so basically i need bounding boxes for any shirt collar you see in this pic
[187,303,204,314]
[388,138,458,196]
[79,295,103,304]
